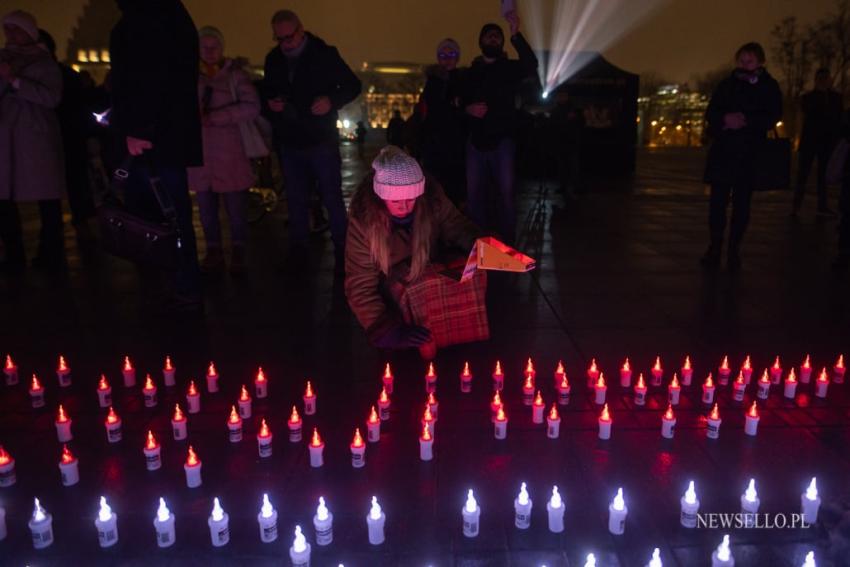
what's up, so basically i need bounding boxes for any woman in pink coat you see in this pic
[188,26,260,274]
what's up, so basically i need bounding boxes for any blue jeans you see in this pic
[123,164,200,297]
[277,142,347,253]
[466,138,516,243]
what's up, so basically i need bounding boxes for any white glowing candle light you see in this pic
[620,357,632,388]
[254,366,268,398]
[121,356,135,387]
[425,362,438,393]
[801,551,816,567]
[740,479,759,528]
[314,496,334,545]
[29,373,45,408]
[153,497,175,548]
[95,495,118,547]
[366,496,385,545]
[257,493,278,543]
[58,444,79,486]
[207,497,229,547]
[681,355,693,386]
[646,548,663,567]
[28,497,53,549]
[56,355,71,388]
[462,489,480,538]
[547,486,565,533]
[608,487,627,535]
[801,477,821,525]
[206,361,219,393]
[288,525,311,566]
[97,374,112,408]
[162,355,176,386]
[0,445,16,487]
[680,480,700,528]
[3,354,17,385]
[711,534,734,567]
[514,482,532,529]
[584,553,597,567]
[303,380,317,415]
[54,404,73,442]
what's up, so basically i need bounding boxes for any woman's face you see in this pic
[736,51,760,72]
[384,198,417,218]
[200,36,223,65]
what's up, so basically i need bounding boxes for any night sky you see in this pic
[0,0,837,85]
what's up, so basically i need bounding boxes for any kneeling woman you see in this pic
[345,146,489,359]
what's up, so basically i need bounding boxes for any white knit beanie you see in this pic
[372,146,425,200]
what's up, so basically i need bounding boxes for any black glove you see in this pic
[374,323,432,349]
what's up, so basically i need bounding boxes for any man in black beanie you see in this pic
[461,10,538,243]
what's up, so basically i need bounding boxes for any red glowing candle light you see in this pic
[490,391,503,421]
[546,403,561,438]
[184,445,202,487]
[303,380,317,415]
[0,445,16,487]
[144,430,162,471]
[382,362,394,394]
[492,360,504,391]
[718,356,731,385]
[350,428,366,468]
[834,355,845,384]
[257,418,273,458]
[701,373,716,405]
[522,373,535,405]
[58,444,79,486]
[680,355,693,385]
[419,422,434,461]
[532,390,545,423]
[227,405,243,443]
[594,373,607,405]
[661,403,676,438]
[237,384,252,418]
[3,354,18,385]
[171,404,187,440]
[650,356,664,386]
[524,357,536,379]
[494,406,508,439]
[756,369,771,400]
[732,371,746,402]
[366,405,381,442]
[96,374,112,408]
[770,356,783,384]
[143,374,158,408]
[308,427,324,468]
[741,355,753,383]
[206,361,219,393]
[633,373,647,406]
[105,406,122,443]
[557,372,571,406]
[57,355,71,388]
[706,403,722,439]
[378,386,391,420]
[460,361,473,393]
[798,354,812,384]
[815,368,830,399]
[121,355,135,388]
[586,358,599,388]
[784,368,798,399]
[668,374,682,405]
[288,406,303,442]
[55,404,72,442]
[427,391,439,419]
[553,359,566,388]
[186,380,201,414]
[422,404,436,434]
[254,366,268,399]
[620,358,632,388]
[425,362,437,392]
[163,355,176,387]
[744,401,760,436]
[598,403,612,440]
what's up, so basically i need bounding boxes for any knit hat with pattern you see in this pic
[372,146,425,200]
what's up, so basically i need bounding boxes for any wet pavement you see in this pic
[0,143,849,566]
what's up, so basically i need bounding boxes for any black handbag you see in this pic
[753,129,791,191]
[97,157,183,271]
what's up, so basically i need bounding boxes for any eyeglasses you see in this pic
[438,52,459,60]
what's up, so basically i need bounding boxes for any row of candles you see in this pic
[0,477,823,565]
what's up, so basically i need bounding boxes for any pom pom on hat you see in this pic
[372,146,425,200]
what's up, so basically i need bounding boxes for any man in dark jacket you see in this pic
[793,68,842,217]
[386,109,405,147]
[110,0,202,311]
[461,11,538,243]
[702,42,782,271]
[262,9,361,270]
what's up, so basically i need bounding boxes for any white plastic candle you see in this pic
[756,370,771,400]
[0,504,6,541]
[378,387,391,420]
[3,354,17,385]
[314,497,333,545]
[546,486,565,533]
[303,380,317,415]
[584,553,597,567]
[29,374,45,408]
[56,355,71,388]
[54,404,73,442]
[702,374,716,405]
[383,362,394,395]
[366,496,385,545]
[740,479,759,528]
[186,380,201,414]
[546,404,561,439]
[815,369,829,398]
[799,355,812,384]
[784,369,798,399]
[494,406,508,439]
[309,428,325,468]
[680,480,699,528]
[834,354,846,383]
[105,407,122,443]
[207,497,229,547]
[153,497,175,548]
[522,374,535,406]
[238,385,252,418]
[58,445,79,486]
[419,423,434,461]
[462,489,480,538]
[257,418,273,458]
[650,356,663,386]
[532,391,545,423]
[681,355,693,386]
[718,355,731,385]
[0,445,16,487]
[254,366,268,398]
[744,402,760,436]
[96,375,112,408]
[289,525,311,566]
[425,362,438,393]
[206,361,219,393]
[257,493,278,543]
[645,548,663,567]
[801,551,816,567]
[770,356,782,384]
[366,406,381,442]
[143,431,162,471]
[668,374,681,405]
[227,406,243,443]
[801,477,821,525]
[661,404,676,439]
[594,374,607,405]
[634,373,647,406]
[492,360,504,391]
[184,446,202,488]
[163,356,176,386]
[620,358,632,388]
[171,404,188,440]
[95,496,119,548]
[707,404,722,439]
[142,374,157,407]
[121,356,135,387]
[711,534,734,567]
[460,361,473,393]
[598,404,612,440]
[732,372,746,402]
[514,482,532,529]
[28,498,53,549]
[351,428,366,467]
[608,487,628,535]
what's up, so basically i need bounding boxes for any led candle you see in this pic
[257,418,273,457]
[309,427,325,467]
[28,498,53,549]
[382,362,394,395]
[801,551,816,567]
[233,387,251,421]
[96,374,112,408]
[460,361,473,393]
[56,355,71,388]
[650,356,664,387]
[171,404,187,440]
[740,479,759,527]
[585,553,597,567]
[546,404,561,439]
[514,482,532,529]
[524,357,536,383]
[744,402,760,436]
[257,493,278,543]
[668,374,681,405]
[718,355,731,385]
[163,356,176,386]
[608,487,628,535]
[4,354,18,385]
[490,391,503,422]
[289,525,311,566]
[553,359,566,388]
[732,372,746,402]
[462,489,480,537]
[620,358,632,388]
[378,387,391,420]
[207,497,229,547]
[547,486,565,533]
[254,366,268,399]
[594,373,607,405]
[492,360,504,391]
[522,374,535,406]
[314,497,333,545]
[834,354,845,383]
[186,380,201,413]
[153,498,175,548]
[95,496,118,548]
[299,381,316,416]
[29,374,45,408]
[0,445,16,487]
[661,404,676,439]
[121,356,135,387]
[184,446,202,488]
[784,369,798,399]
[105,406,122,443]
[419,423,434,461]
[634,373,647,406]
[815,368,829,398]
[494,406,508,439]
[799,477,821,525]
[367,496,386,545]
[711,534,734,567]
[799,354,812,384]
[557,373,571,406]
[681,355,693,386]
[54,404,72,442]
[0,504,5,541]
[351,428,366,467]
[770,356,782,384]
[427,391,439,419]
[586,358,599,388]
[707,404,722,439]
[756,370,771,400]
[598,403,612,440]
[226,406,243,442]
[284,406,301,442]
[646,548,663,567]
[702,373,716,405]
[425,362,437,393]
[138,432,160,474]
[680,480,700,528]
[532,391,545,423]
[421,404,436,434]
[366,406,381,442]
[56,444,79,486]
[142,374,157,408]
[741,355,753,384]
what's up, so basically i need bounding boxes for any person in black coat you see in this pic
[834,110,850,271]
[386,109,405,147]
[110,0,203,311]
[702,42,782,271]
[262,9,361,271]
[460,11,539,244]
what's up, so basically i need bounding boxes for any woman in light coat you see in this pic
[0,10,66,272]
[188,26,260,274]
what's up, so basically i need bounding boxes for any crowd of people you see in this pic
[1,2,850,357]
